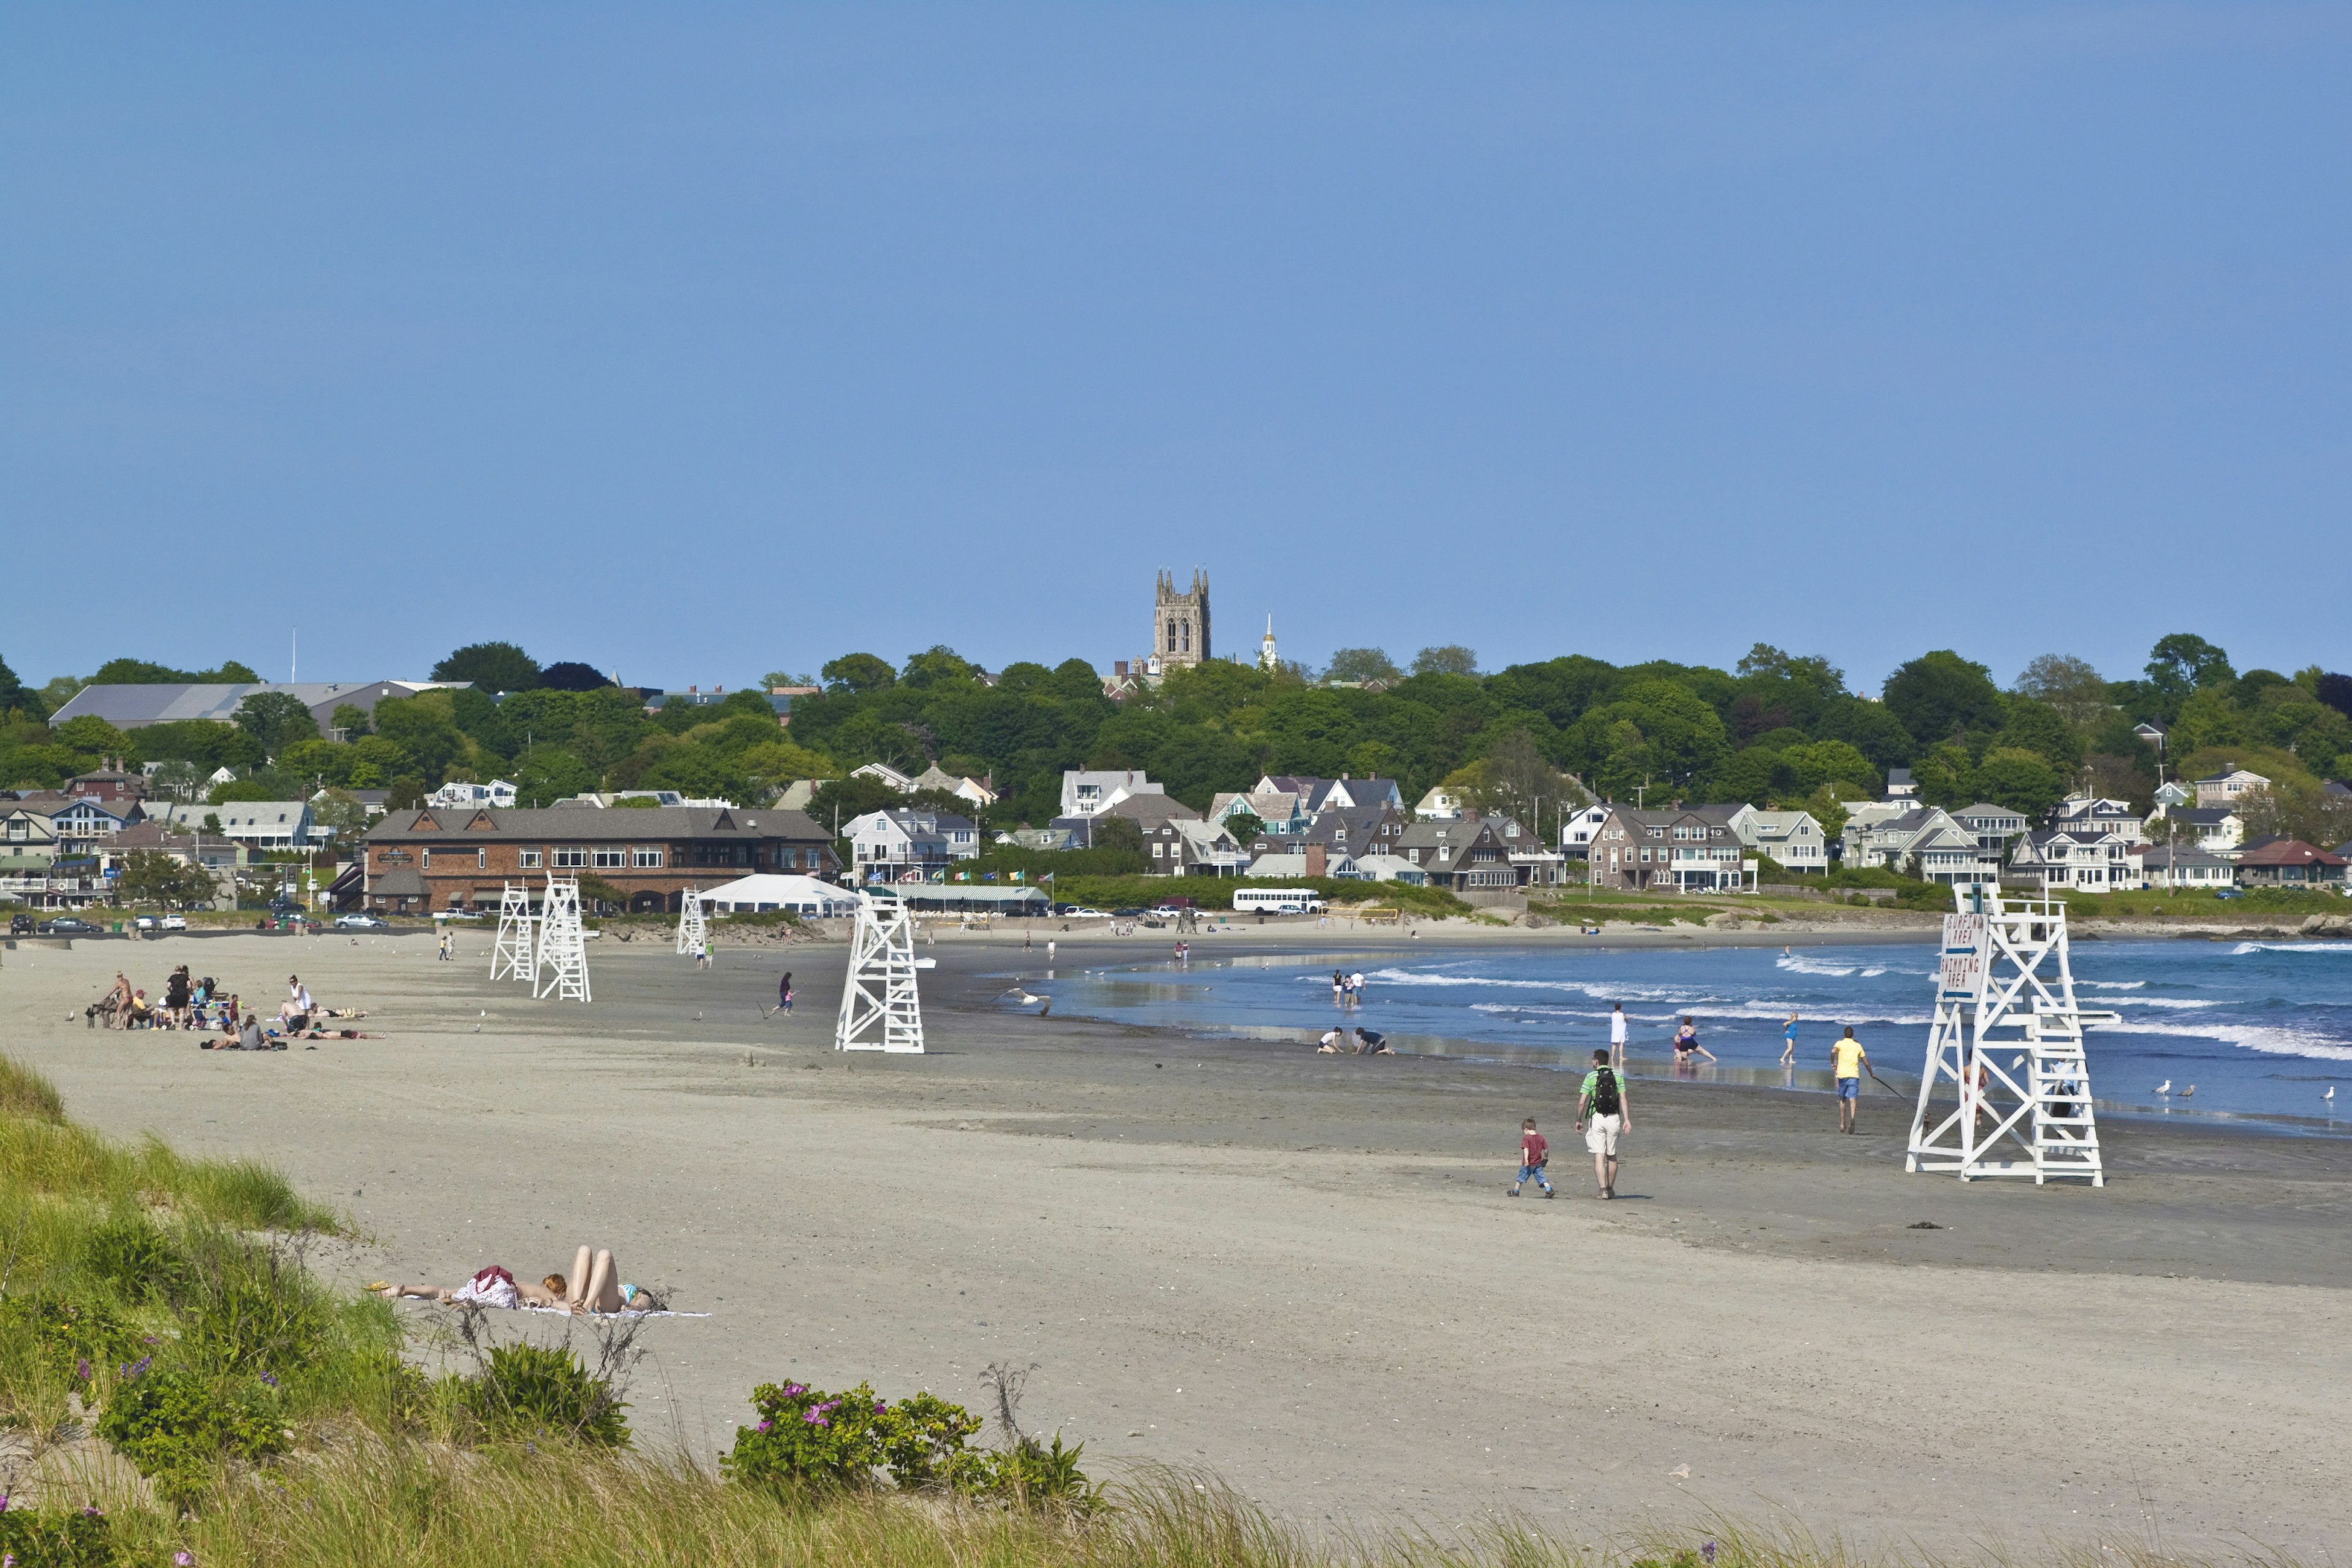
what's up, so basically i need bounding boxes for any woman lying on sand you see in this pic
[372,1250,665,1314]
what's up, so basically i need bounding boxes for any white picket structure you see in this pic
[1906,888,2109,1185]
[491,882,537,984]
[534,875,592,1003]
[835,891,925,1053]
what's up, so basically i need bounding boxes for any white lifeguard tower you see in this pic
[834,890,925,1054]
[534,875,592,1004]
[491,882,537,984]
[676,886,708,957]
[1905,886,2110,1185]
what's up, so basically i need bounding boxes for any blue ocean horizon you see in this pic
[1029,938,2352,1134]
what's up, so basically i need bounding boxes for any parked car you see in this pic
[160,914,187,931]
[132,915,160,930]
[334,913,390,930]
[9,913,34,935]
[40,917,100,935]
[437,910,485,922]
[1069,907,1107,919]
[1110,907,1145,918]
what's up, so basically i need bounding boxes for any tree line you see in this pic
[2,635,2348,847]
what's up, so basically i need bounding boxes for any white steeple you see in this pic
[1259,614,1278,673]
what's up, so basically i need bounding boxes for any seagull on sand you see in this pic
[2154,1079,2171,1095]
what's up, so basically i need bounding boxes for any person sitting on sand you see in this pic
[1354,1028,1392,1055]
[1317,1028,1346,1054]
[125,989,155,1028]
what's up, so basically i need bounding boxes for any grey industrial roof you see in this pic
[366,806,827,843]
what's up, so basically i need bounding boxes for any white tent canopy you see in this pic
[698,873,858,918]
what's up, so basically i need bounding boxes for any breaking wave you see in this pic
[2230,943,2352,957]
[2094,1017,2352,1063]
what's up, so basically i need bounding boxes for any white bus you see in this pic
[1232,888,1327,916]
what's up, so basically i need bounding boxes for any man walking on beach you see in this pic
[1574,1049,1629,1198]
[1609,1003,1628,1068]
[1510,1117,1554,1198]
[1832,1026,1869,1134]
[1781,1010,1799,1066]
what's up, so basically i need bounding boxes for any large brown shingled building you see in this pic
[358,805,840,914]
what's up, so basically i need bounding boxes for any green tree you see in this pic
[1815,696,1916,771]
[329,703,372,737]
[1471,728,1585,834]
[1410,645,1479,678]
[900,646,981,688]
[513,746,598,807]
[2012,653,2110,728]
[233,692,320,757]
[1912,741,1975,809]
[116,850,219,910]
[53,715,129,760]
[1325,647,1402,684]
[2143,633,2234,707]
[311,788,372,846]
[1973,748,2068,820]
[0,654,43,721]
[432,641,541,693]
[370,693,469,785]
[537,661,612,691]
[1779,739,1879,797]
[1991,698,2082,771]
[822,653,898,695]
[2236,780,2352,850]
[89,657,260,684]
[1883,652,2005,748]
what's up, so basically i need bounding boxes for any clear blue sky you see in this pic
[4,5,2345,695]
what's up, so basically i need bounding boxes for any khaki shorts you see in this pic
[1584,1113,1622,1155]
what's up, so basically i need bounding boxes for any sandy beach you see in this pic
[6,924,2350,1556]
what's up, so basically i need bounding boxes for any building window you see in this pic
[519,850,542,869]
[634,848,664,868]
[591,849,626,869]
[553,848,587,868]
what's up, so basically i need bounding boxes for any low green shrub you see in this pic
[961,1431,1103,1512]
[723,1379,979,1491]
[454,1343,628,1448]
[97,1365,289,1507]
[0,1052,66,1123]
[0,1500,119,1568]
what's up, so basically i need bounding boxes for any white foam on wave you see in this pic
[1470,1000,1933,1028]
[2081,980,2147,991]
[2095,1016,2352,1063]
[2105,996,2219,1010]
[1775,953,1857,977]
[2230,942,2352,957]
[1357,969,1699,1004]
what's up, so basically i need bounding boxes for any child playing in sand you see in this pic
[1510,1118,1554,1198]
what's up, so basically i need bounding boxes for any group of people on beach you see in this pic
[90,968,371,1049]
[1330,968,1369,1007]
[1508,1005,1887,1200]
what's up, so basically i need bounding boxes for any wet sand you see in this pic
[5,926,2350,1556]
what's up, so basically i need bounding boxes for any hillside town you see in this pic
[3,583,2350,922]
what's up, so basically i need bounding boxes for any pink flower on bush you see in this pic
[756,1420,772,1433]
[176,1555,197,1566]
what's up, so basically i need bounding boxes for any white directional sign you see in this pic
[1939,913,1988,1003]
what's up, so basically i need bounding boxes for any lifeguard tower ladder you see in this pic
[1905,886,2112,1185]
[835,890,927,1054]
[676,886,709,957]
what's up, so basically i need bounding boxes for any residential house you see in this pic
[851,762,917,792]
[359,805,837,915]
[2194,768,2270,810]
[1884,767,1919,805]
[159,801,315,852]
[22,794,148,856]
[2049,796,2146,843]
[1210,791,1307,839]
[2233,839,2348,890]
[2135,844,2236,891]
[1247,847,1363,881]
[997,826,1079,852]
[101,821,245,907]
[2151,779,2195,812]
[1556,803,1611,862]
[1255,775,1404,815]
[2158,806,2247,856]
[1842,807,1999,885]
[1394,818,1522,892]
[1413,785,1466,820]
[428,779,519,810]
[1060,769,1165,818]
[1727,806,1830,875]
[1298,804,1409,864]
[2133,720,2168,752]
[1585,805,1747,893]
[845,808,980,883]
[67,762,148,802]
[1951,803,2029,857]
[2010,828,2140,892]
[1351,853,1427,885]
[1141,818,1250,876]
[911,764,997,808]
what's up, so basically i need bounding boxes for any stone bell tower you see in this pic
[1147,568,1210,674]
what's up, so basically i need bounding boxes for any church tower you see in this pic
[1259,614,1278,673]
[1148,568,1210,674]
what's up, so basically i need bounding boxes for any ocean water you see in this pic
[1028,939,2352,1133]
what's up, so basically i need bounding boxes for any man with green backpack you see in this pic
[1574,1048,1631,1199]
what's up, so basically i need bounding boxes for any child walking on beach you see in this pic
[1510,1118,1554,1197]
